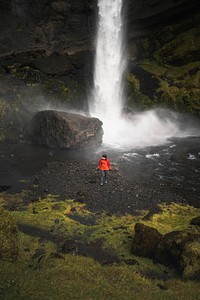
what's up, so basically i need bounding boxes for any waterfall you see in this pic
[89,0,125,123]
[89,0,185,149]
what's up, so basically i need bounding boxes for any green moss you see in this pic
[140,60,167,77]
[7,63,42,81]
[126,59,200,113]
[0,194,200,299]
[126,73,140,92]
[154,26,200,65]
[182,240,200,279]
[0,98,9,117]
[142,203,200,234]
[0,258,171,300]
[0,208,19,261]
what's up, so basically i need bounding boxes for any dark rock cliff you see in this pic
[1,0,198,56]
[0,0,96,56]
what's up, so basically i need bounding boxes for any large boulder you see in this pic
[131,223,163,259]
[28,110,103,149]
[131,223,200,280]
[154,230,200,279]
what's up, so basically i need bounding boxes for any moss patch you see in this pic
[143,203,200,234]
[0,194,200,299]
[0,208,19,261]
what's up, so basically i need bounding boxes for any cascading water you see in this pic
[89,0,196,149]
[90,0,125,122]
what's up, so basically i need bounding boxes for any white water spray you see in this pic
[89,0,196,149]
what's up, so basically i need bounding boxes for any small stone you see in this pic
[55,218,59,224]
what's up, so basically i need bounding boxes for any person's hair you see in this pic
[102,154,107,159]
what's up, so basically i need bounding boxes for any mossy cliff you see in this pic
[125,11,200,114]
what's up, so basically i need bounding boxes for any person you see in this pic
[97,154,111,186]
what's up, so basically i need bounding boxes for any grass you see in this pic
[0,252,200,300]
[0,194,200,299]
[143,203,200,234]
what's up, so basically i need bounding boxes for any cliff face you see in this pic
[1,0,198,56]
[125,0,200,114]
[126,0,199,39]
[0,0,96,56]
[0,0,97,143]
[0,0,199,142]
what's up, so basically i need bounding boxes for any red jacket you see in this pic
[97,158,111,171]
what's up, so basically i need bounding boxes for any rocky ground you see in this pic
[27,159,189,215]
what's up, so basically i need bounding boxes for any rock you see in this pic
[32,248,46,261]
[126,0,199,39]
[33,53,73,75]
[28,110,103,149]
[0,185,11,192]
[0,209,19,261]
[190,216,200,226]
[181,240,200,280]
[131,223,163,258]
[0,0,96,56]
[155,230,200,279]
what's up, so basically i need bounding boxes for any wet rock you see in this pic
[0,209,19,261]
[28,110,103,149]
[131,223,163,258]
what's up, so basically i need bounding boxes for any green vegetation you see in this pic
[126,13,200,114]
[0,192,200,299]
[0,208,19,261]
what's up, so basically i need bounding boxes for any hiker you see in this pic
[97,154,111,186]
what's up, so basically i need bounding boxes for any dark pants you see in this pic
[100,170,108,185]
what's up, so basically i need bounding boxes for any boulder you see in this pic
[155,230,200,279]
[131,223,163,258]
[131,223,200,279]
[28,110,103,149]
